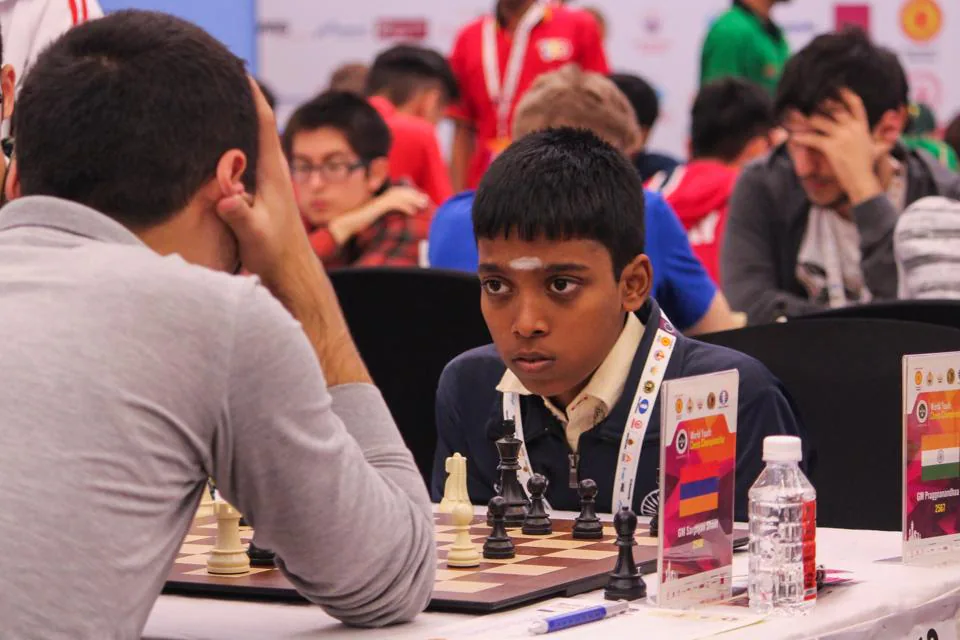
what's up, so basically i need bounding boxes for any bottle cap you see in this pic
[762,435,802,462]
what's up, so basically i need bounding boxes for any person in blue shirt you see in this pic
[428,64,741,335]
[431,128,805,521]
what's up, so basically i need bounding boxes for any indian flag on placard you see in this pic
[921,433,960,482]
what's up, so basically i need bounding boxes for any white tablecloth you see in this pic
[144,524,960,640]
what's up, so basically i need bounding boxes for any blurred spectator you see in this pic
[700,0,789,95]
[430,64,742,335]
[328,62,369,95]
[281,92,429,268]
[945,113,960,163]
[448,0,608,191]
[895,196,960,299]
[365,44,456,207]
[610,72,680,183]
[879,47,958,172]
[721,30,960,324]
[649,78,776,284]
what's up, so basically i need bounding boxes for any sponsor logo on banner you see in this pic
[948,369,956,385]
[635,11,670,54]
[707,393,716,410]
[376,18,428,41]
[916,370,925,386]
[638,398,650,415]
[257,20,289,36]
[313,21,367,39]
[676,429,689,455]
[719,390,729,407]
[675,398,684,415]
[917,400,929,423]
[900,0,942,43]
[834,4,871,33]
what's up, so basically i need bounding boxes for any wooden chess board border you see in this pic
[164,514,748,613]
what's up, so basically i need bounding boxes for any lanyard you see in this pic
[481,1,547,140]
[503,312,678,512]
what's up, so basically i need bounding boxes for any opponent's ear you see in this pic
[619,254,653,312]
[366,157,390,193]
[873,109,904,149]
[1,65,15,120]
[215,149,248,197]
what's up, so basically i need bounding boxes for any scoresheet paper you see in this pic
[903,352,960,565]
[657,370,739,608]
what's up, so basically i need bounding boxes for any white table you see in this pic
[144,526,960,640]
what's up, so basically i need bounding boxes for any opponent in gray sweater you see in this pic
[0,11,434,638]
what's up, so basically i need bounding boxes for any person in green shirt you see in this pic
[700,0,791,95]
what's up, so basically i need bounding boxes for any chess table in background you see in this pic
[165,511,730,613]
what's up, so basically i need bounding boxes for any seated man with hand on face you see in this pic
[721,29,960,324]
[429,64,742,336]
[0,11,434,637]
[283,91,431,268]
[431,127,805,521]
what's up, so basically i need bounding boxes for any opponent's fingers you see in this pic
[839,88,869,124]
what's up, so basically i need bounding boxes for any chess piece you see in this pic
[446,502,481,568]
[572,478,603,540]
[197,479,215,517]
[604,506,647,601]
[522,474,552,535]
[206,501,251,575]
[483,496,516,559]
[439,453,470,513]
[489,419,528,528]
[247,541,276,567]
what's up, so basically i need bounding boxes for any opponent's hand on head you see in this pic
[791,88,883,206]
[216,76,316,284]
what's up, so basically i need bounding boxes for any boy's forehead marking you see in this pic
[508,257,544,271]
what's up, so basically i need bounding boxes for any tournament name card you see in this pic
[903,352,960,565]
[657,369,739,608]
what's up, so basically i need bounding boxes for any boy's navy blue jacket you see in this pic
[431,300,807,520]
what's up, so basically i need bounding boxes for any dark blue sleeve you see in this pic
[647,193,717,332]
[432,363,467,501]
[734,367,806,520]
[427,192,479,273]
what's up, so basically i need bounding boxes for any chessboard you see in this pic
[164,509,749,613]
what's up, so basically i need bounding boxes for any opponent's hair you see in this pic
[281,91,391,162]
[365,44,459,105]
[512,64,640,153]
[14,10,257,229]
[775,28,902,129]
[474,127,645,277]
[691,78,776,162]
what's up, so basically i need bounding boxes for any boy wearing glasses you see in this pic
[282,91,430,268]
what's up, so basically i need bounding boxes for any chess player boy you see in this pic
[0,11,433,637]
[432,127,806,522]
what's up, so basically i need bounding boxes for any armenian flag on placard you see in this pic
[921,433,960,482]
[679,464,720,517]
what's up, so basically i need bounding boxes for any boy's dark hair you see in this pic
[474,127,645,277]
[281,91,391,162]
[365,44,459,105]
[14,10,257,229]
[691,78,775,163]
[608,73,659,130]
[775,28,901,130]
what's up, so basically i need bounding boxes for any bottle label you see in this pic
[802,499,817,601]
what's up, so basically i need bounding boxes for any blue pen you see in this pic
[529,601,630,635]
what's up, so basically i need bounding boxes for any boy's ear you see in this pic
[619,254,652,312]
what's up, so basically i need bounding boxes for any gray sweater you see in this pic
[0,197,435,638]
[721,144,960,324]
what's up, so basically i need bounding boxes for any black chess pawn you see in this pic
[491,419,528,528]
[483,496,516,559]
[247,541,276,567]
[604,506,647,601]
[572,479,603,540]
[522,474,552,535]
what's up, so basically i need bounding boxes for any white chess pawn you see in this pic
[446,502,481,568]
[206,501,251,575]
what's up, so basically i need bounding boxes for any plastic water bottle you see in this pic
[748,435,817,615]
